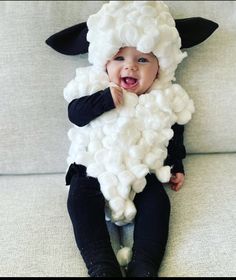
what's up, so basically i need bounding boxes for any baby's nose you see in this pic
[124,62,138,71]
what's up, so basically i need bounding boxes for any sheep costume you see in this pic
[46,2,218,226]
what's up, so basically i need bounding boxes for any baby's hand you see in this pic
[169,173,185,192]
[110,85,124,107]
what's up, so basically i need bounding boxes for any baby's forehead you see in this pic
[116,47,156,58]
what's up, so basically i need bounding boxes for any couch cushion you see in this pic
[0,1,236,175]
[0,173,121,277]
[1,154,235,277]
[121,153,236,277]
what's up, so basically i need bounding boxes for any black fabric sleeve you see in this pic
[165,124,186,174]
[68,87,115,127]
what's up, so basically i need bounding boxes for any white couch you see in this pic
[1,1,235,277]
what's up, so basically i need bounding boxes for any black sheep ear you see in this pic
[175,17,219,49]
[45,17,219,55]
[45,21,88,55]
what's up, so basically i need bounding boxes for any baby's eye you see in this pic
[114,56,124,61]
[138,57,149,63]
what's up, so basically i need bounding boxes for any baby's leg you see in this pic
[67,165,122,277]
[127,173,171,277]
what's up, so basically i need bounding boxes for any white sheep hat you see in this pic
[86,1,186,88]
[46,1,218,88]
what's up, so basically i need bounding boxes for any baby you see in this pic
[46,1,218,277]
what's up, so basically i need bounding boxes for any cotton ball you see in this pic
[87,163,105,178]
[129,145,146,160]
[139,92,155,105]
[116,247,132,267]
[132,177,147,193]
[127,11,140,24]
[143,152,159,167]
[94,149,107,163]
[90,118,102,128]
[124,200,137,221]
[99,15,114,29]
[123,91,139,107]
[137,34,156,54]
[125,157,140,170]
[112,210,125,222]
[100,110,118,124]
[176,110,192,125]
[119,127,141,146]
[98,172,119,200]
[119,23,139,47]
[106,162,125,174]
[162,128,174,141]
[109,196,126,213]
[117,184,131,200]
[88,140,103,154]
[98,172,118,188]
[75,151,92,166]
[131,164,149,179]
[100,184,118,201]
[102,123,116,135]
[156,165,171,183]
[155,92,171,113]
[172,96,186,113]
[143,130,158,146]
[118,106,136,118]
[118,170,136,187]
[68,142,84,157]
[102,136,115,149]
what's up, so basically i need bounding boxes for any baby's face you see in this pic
[106,47,159,95]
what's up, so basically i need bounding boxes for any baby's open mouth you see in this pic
[120,77,138,90]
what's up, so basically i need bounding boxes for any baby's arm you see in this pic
[165,124,186,192]
[68,88,115,126]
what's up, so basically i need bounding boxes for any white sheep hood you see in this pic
[63,1,195,225]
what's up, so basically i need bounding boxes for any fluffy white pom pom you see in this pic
[131,164,149,179]
[86,163,105,178]
[116,247,132,266]
[156,165,171,183]
[124,200,137,221]
[177,110,192,125]
[109,196,126,212]
[98,172,118,187]
[118,170,136,187]
[117,184,131,200]
[100,184,118,201]
[132,177,147,193]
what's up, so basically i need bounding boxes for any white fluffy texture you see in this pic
[116,246,132,267]
[63,1,194,225]
[64,66,194,225]
[87,1,187,88]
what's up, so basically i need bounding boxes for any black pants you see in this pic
[66,164,171,277]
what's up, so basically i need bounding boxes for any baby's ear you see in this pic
[45,21,88,55]
[175,17,219,49]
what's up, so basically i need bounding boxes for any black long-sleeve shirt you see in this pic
[68,88,186,174]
